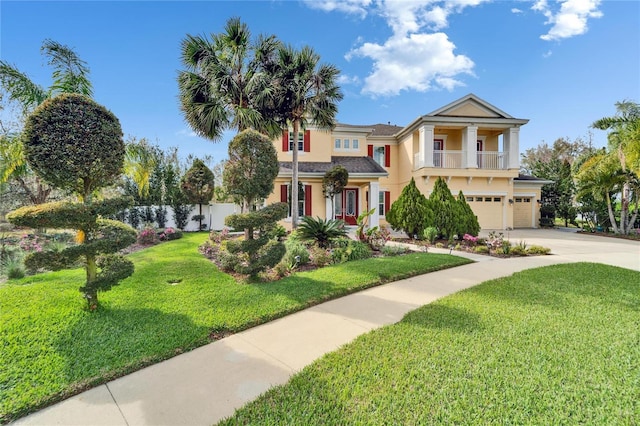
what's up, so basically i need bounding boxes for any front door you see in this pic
[433,139,444,167]
[477,139,483,168]
[335,188,359,225]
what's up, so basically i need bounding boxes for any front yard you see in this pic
[0,232,470,423]
[219,263,640,425]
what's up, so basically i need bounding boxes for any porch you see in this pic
[413,150,509,170]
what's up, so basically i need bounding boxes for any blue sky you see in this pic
[1,0,638,163]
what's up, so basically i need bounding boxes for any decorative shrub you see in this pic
[386,177,431,239]
[128,207,141,229]
[282,239,311,267]
[381,245,411,256]
[462,233,478,246]
[172,204,194,230]
[143,206,155,224]
[331,240,372,264]
[509,246,526,256]
[423,227,438,244]
[155,206,168,228]
[474,245,489,253]
[309,246,331,267]
[297,216,348,249]
[527,245,551,255]
[137,226,160,245]
[161,227,182,241]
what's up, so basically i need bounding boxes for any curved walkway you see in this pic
[12,230,639,426]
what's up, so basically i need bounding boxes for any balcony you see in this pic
[414,151,509,170]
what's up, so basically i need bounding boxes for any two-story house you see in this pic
[266,94,548,231]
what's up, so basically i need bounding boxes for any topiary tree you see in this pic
[181,159,214,230]
[322,165,349,219]
[7,94,136,310]
[456,190,480,237]
[222,129,287,276]
[386,177,432,239]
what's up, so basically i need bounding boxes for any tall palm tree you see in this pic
[0,39,93,205]
[592,101,640,233]
[124,138,159,199]
[267,45,343,227]
[177,17,281,142]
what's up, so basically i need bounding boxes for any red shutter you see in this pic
[385,145,391,167]
[304,185,312,216]
[303,130,310,152]
[282,130,289,152]
[280,185,287,203]
[368,144,373,157]
[384,191,391,214]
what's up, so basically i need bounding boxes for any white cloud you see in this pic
[337,74,361,85]
[543,50,553,58]
[176,128,197,138]
[511,8,523,14]
[348,32,474,96]
[533,0,603,41]
[303,0,373,18]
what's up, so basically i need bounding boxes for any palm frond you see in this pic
[0,61,47,115]
[41,39,93,97]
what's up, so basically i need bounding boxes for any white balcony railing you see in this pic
[414,150,509,170]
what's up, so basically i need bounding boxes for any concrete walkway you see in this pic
[11,230,639,426]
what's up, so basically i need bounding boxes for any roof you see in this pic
[514,173,554,184]
[334,123,404,137]
[279,156,388,177]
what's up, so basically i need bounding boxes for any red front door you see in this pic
[335,188,358,225]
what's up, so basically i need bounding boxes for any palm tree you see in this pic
[592,101,640,233]
[267,45,343,227]
[177,17,281,142]
[124,138,159,199]
[0,39,93,205]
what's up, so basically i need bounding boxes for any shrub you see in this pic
[486,231,505,250]
[155,206,168,228]
[6,257,26,279]
[268,224,287,241]
[137,226,160,245]
[435,242,445,248]
[128,207,141,229]
[462,233,478,246]
[474,245,489,254]
[331,240,372,264]
[509,246,526,256]
[143,206,155,224]
[173,204,194,230]
[161,227,182,241]
[297,216,347,249]
[501,239,511,255]
[527,245,551,255]
[381,245,411,256]
[309,246,331,267]
[386,177,431,239]
[423,227,438,244]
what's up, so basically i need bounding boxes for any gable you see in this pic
[428,94,514,119]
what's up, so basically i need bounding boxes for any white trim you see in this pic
[458,191,508,196]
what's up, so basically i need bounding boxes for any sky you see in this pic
[1,0,638,164]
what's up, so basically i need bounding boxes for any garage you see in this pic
[514,197,533,228]
[466,196,504,230]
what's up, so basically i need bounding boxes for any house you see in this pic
[266,94,548,230]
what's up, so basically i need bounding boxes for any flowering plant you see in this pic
[19,234,43,252]
[462,234,478,246]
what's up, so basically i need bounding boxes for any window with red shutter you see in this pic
[303,130,310,152]
[368,144,373,157]
[384,191,391,215]
[280,185,287,203]
[282,131,289,152]
[304,185,312,216]
[384,145,391,167]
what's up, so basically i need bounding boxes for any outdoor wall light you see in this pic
[508,199,514,205]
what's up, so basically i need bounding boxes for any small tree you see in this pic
[428,177,458,239]
[8,94,135,310]
[181,159,215,230]
[386,177,431,239]
[322,165,348,219]
[455,191,480,236]
[222,130,287,276]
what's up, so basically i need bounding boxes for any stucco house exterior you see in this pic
[265,94,548,231]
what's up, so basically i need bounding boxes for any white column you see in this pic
[463,125,478,168]
[503,127,520,170]
[325,197,333,220]
[368,181,380,228]
[420,125,434,167]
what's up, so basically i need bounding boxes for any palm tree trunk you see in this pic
[605,192,620,233]
[291,120,300,229]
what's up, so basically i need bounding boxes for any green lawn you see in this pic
[0,232,470,423]
[219,263,640,425]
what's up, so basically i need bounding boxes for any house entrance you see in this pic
[335,188,359,225]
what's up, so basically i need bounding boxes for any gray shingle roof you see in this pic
[279,156,388,176]
[336,123,403,136]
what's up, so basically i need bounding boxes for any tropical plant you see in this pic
[323,165,349,219]
[386,177,431,239]
[265,44,343,228]
[297,216,347,249]
[177,17,281,141]
[7,94,135,310]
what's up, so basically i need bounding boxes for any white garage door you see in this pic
[466,196,503,230]
[514,197,533,228]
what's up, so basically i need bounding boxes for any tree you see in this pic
[427,177,458,239]
[322,165,348,219]
[223,130,279,212]
[124,137,159,200]
[0,39,93,206]
[591,100,640,234]
[386,177,431,239]
[456,191,480,237]
[222,130,287,276]
[181,159,215,230]
[8,94,135,310]
[266,44,343,228]
[177,17,281,141]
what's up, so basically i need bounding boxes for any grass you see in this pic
[0,232,470,423]
[219,263,640,425]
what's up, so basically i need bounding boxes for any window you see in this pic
[485,197,492,202]
[289,132,304,152]
[475,197,483,202]
[466,196,474,202]
[374,146,386,167]
[334,138,341,149]
[353,139,359,149]
[344,139,350,149]
[524,198,531,203]
[379,191,386,216]
[280,184,309,218]
[515,198,523,203]
[494,197,501,202]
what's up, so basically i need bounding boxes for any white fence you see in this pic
[126,203,240,232]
